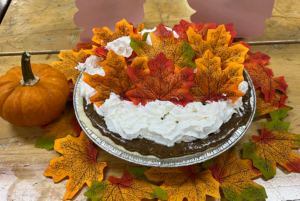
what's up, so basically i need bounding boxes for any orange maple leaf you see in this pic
[190,50,244,103]
[244,60,288,102]
[35,104,81,150]
[44,131,107,200]
[83,50,135,107]
[93,19,141,47]
[126,52,194,106]
[187,25,249,69]
[145,166,220,201]
[203,147,267,201]
[84,166,167,201]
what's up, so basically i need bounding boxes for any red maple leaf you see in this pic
[72,41,99,52]
[246,51,271,64]
[233,41,271,64]
[244,60,288,102]
[67,79,75,101]
[94,47,136,62]
[126,52,194,106]
[174,20,236,43]
[174,20,217,43]
[94,47,109,59]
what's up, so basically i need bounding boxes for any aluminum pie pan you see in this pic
[74,69,256,167]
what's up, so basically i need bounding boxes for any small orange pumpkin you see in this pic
[0,52,70,127]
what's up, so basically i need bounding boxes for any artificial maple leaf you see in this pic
[255,89,293,120]
[190,50,244,103]
[130,23,196,69]
[84,166,167,201]
[221,23,237,43]
[126,52,194,106]
[233,42,271,65]
[130,56,150,74]
[73,41,99,52]
[83,50,134,107]
[35,104,81,150]
[129,22,145,33]
[174,20,237,44]
[67,79,75,101]
[244,60,288,102]
[136,23,145,32]
[173,20,210,43]
[203,147,267,201]
[243,120,300,179]
[52,49,87,83]
[144,166,220,201]
[93,19,141,47]
[94,47,109,59]
[83,45,98,56]
[245,51,270,64]
[187,25,249,69]
[44,131,107,200]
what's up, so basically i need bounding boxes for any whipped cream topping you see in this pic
[89,81,248,147]
[76,55,105,104]
[106,36,133,58]
[140,26,179,45]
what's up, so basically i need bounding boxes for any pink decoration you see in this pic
[187,0,275,38]
[74,0,146,43]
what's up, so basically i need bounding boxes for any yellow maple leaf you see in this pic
[52,49,87,83]
[136,23,145,32]
[44,131,107,200]
[130,57,150,74]
[84,166,167,201]
[145,166,220,201]
[83,45,98,56]
[93,19,141,47]
[187,25,249,69]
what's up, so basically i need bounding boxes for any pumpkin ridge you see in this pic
[0,85,19,120]
[22,86,53,126]
[6,67,23,78]
[37,77,70,101]
[33,65,60,77]
[2,86,25,125]
[33,82,68,122]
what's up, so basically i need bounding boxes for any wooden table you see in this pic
[0,0,300,200]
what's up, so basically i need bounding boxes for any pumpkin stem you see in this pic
[20,52,40,86]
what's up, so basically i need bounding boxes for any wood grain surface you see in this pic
[0,0,300,200]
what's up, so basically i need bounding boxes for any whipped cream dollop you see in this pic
[106,36,133,58]
[140,26,179,45]
[76,55,105,104]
